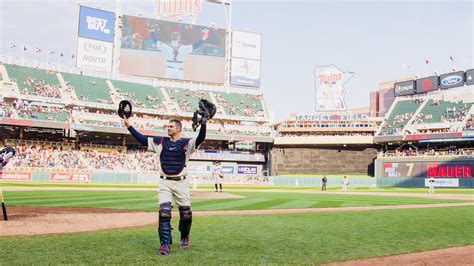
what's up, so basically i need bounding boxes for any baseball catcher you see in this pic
[120,99,215,255]
[1,146,16,221]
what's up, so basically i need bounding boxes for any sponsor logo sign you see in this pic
[50,172,91,182]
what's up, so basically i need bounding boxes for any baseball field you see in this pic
[1,183,473,265]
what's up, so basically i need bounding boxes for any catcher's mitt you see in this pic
[118,100,132,119]
[192,99,216,131]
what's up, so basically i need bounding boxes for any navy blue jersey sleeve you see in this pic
[127,126,148,146]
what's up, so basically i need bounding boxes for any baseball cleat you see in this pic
[159,244,170,255]
[179,237,190,249]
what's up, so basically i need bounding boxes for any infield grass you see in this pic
[1,206,473,264]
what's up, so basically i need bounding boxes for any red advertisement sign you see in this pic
[50,172,91,183]
[0,171,32,181]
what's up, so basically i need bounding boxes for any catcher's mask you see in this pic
[192,99,216,131]
[118,100,132,119]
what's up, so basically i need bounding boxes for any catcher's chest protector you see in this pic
[160,138,190,175]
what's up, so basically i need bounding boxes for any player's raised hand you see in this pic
[123,118,131,128]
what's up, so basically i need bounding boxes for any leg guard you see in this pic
[178,205,192,240]
[158,202,172,245]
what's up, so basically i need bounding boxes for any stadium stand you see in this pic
[4,64,61,98]
[379,99,423,135]
[14,99,69,122]
[413,99,473,124]
[61,72,112,103]
[166,88,211,113]
[214,92,265,117]
[0,101,13,118]
[111,80,166,110]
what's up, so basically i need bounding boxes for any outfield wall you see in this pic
[270,176,474,188]
[270,146,377,176]
[1,169,473,188]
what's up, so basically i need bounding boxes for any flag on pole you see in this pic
[36,47,42,53]
[60,52,64,57]
[23,45,27,51]
[449,56,454,62]
[425,59,430,64]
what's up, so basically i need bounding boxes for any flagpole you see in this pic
[22,45,26,66]
[8,43,12,64]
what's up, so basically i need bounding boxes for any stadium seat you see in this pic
[111,80,165,109]
[4,64,61,98]
[61,72,111,103]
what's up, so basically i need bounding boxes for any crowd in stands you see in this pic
[0,101,13,118]
[13,99,71,122]
[7,145,161,171]
[20,75,61,98]
[463,115,474,130]
[5,145,266,172]
[380,146,474,158]
[214,93,265,117]
[277,132,373,137]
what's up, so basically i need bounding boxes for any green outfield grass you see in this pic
[280,174,371,178]
[2,181,474,194]
[2,190,469,212]
[1,206,473,264]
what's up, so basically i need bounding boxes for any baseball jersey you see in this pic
[212,165,223,178]
[147,136,197,177]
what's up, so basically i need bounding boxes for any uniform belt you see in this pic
[160,175,186,181]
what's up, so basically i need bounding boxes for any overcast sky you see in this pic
[0,0,472,121]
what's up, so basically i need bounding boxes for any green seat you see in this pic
[417,100,473,123]
[61,73,111,103]
[166,88,211,113]
[111,80,165,109]
[4,64,61,98]
[381,100,422,135]
[213,92,264,116]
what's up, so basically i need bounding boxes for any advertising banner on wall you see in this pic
[424,178,459,187]
[238,165,258,175]
[50,172,91,183]
[440,71,465,89]
[415,76,439,94]
[314,65,354,111]
[231,31,262,60]
[78,6,115,42]
[0,172,32,181]
[393,80,415,96]
[230,58,260,87]
[465,69,474,86]
[382,161,473,178]
[77,6,115,72]
[76,37,114,72]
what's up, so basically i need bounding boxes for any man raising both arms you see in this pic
[123,117,206,255]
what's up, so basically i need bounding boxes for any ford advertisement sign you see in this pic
[440,71,464,89]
